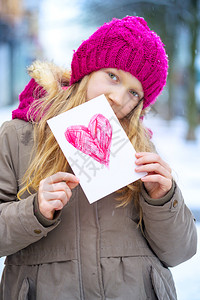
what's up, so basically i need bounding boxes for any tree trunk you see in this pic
[166,55,175,120]
[186,0,198,140]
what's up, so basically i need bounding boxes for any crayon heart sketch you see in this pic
[65,114,112,167]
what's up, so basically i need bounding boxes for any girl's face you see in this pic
[86,68,144,119]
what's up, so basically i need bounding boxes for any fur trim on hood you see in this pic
[12,61,71,122]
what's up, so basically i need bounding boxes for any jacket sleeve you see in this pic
[0,121,60,257]
[139,182,197,267]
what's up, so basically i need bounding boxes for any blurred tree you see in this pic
[77,0,200,140]
[0,0,23,23]
[0,0,41,106]
[178,0,200,140]
[0,0,23,105]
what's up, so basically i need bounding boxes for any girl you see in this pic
[0,16,197,300]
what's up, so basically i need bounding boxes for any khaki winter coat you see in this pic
[0,119,197,300]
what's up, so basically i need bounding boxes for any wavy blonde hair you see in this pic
[18,61,154,225]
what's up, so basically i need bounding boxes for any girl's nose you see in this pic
[107,88,125,106]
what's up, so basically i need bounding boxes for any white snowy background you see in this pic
[0,106,200,300]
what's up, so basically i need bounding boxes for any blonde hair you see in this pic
[18,61,154,225]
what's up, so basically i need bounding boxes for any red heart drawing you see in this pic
[65,114,112,167]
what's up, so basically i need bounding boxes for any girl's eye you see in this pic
[108,73,118,81]
[130,90,139,98]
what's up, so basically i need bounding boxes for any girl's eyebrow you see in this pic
[106,68,118,74]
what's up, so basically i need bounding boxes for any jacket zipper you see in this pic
[94,202,105,300]
[76,190,85,300]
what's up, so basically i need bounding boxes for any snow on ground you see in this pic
[0,105,200,299]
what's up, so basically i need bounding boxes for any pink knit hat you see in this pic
[70,16,168,109]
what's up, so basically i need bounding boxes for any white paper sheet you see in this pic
[47,94,146,203]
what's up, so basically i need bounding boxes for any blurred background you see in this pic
[0,0,200,139]
[0,0,200,299]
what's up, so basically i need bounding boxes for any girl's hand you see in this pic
[38,172,79,220]
[135,152,172,199]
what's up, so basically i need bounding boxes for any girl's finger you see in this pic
[67,180,80,190]
[135,162,172,179]
[47,199,64,211]
[42,189,71,206]
[141,174,172,191]
[135,152,172,173]
[45,172,79,185]
[45,181,73,193]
